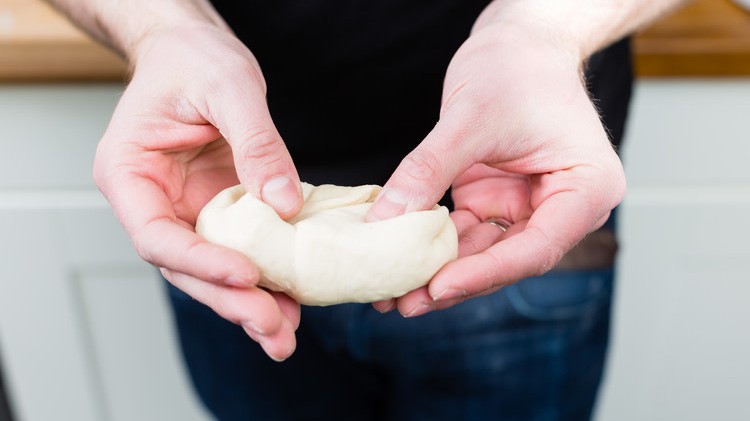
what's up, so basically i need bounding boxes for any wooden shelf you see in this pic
[1,0,748,81]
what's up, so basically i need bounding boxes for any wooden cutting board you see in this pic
[0,0,748,81]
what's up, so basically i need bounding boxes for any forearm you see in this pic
[474,0,690,60]
[44,0,230,60]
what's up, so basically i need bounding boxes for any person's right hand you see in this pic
[93,25,303,361]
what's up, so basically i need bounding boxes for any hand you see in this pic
[93,26,303,360]
[369,25,626,316]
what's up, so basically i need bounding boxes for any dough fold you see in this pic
[196,183,458,306]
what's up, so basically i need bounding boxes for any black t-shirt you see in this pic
[209,0,632,186]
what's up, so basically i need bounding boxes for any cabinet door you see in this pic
[594,81,750,421]
[0,201,211,421]
[0,86,209,421]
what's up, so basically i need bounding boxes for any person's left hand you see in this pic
[412,164,549,314]
[368,23,626,316]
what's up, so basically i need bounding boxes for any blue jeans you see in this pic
[166,266,614,421]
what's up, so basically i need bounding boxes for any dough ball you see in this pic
[196,183,458,306]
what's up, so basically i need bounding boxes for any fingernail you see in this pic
[262,176,300,214]
[403,302,435,318]
[369,188,407,221]
[269,354,287,363]
[432,287,466,301]
[242,321,267,337]
[374,301,395,313]
[268,346,288,363]
[280,344,296,362]
[268,340,296,362]
[227,275,252,287]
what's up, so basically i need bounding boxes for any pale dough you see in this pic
[196,183,458,306]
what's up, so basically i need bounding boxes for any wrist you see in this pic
[48,0,232,62]
[118,8,232,63]
[466,16,585,77]
[473,0,687,61]
[127,22,234,67]
[471,1,594,63]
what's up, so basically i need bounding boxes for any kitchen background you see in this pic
[1,0,749,420]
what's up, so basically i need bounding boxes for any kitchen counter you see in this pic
[0,0,125,81]
[635,0,750,76]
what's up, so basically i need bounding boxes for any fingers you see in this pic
[455,217,508,258]
[164,269,298,361]
[428,185,620,302]
[203,69,303,219]
[450,209,481,237]
[372,299,396,313]
[395,287,436,317]
[96,164,259,287]
[367,119,473,221]
[391,215,508,317]
[109,166,299,361]
[374,210,499,316]
[269,291,302,331]
[378,159,624,316]
[141,221,258,287]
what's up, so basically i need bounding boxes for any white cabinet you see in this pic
[595,80,750,421]
[1,81,749,421]
[0,86,209,421]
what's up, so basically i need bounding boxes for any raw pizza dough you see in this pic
[196,183,458,306]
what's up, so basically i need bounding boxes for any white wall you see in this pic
[1,80,748,420]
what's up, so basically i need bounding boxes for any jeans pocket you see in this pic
[505,268,614,321]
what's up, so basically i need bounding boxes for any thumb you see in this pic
[209,81,303,219]
[367,120,473,221]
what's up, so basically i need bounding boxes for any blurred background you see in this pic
[1,0,748,420]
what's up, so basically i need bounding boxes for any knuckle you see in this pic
[598,153,627,205]
[212,293,267,330]
[461,234,482,255]
[238,127,284,161]
[197,62,265,111]
[459,229,489,256]
[92,144,118,193]
[400,147,443,183]
[525,226,567,276]
[201,269,226,285]
[482,252,510,291]
[92,160,107,190]
[130,217,168,267]
[536,249,564,276]
[131,232,156,265]
[202,58,248,89]
[539,239,568,275]
[198,66,226,95]
[610,167,627,204]
[235,129,289,183]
